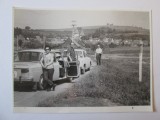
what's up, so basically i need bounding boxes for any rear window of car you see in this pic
[75,51,83,57]
[16,52,41,62]
[64,50,83,57]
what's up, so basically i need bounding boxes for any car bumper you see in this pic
[14,76,34,83]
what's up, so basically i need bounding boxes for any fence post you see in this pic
[139,40,143,82]
[17,35,19,51]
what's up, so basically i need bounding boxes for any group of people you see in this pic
[40,43,103,91]
[40,43,76,91]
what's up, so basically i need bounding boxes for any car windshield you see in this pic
[55,52,61,57]
[15,52,41,62]
[63,50,83,57]
[75,51,83,57]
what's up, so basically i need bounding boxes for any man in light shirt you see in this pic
[40,46,56,91]
[95,45,103,65]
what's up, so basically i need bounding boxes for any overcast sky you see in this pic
[14,9,150,29]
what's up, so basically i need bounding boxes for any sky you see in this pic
[14,9,150,29]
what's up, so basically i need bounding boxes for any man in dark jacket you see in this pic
[67,42,76,61]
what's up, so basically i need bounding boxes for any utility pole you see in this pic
[43,36,46,49]
[139,40,143,82]
[16,35,19,51]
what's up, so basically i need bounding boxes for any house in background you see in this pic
[114,39,122,45]
[131,40,140,47]
[123,39,132,46]
[143,40,150,46]
[47,38,65,44]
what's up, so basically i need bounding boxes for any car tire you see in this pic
[84,64,87,72]
[68,77,73,82]
[88,62,92,71]
[81,67,85,74]
[88,67,90,71]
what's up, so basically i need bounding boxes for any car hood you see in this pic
[77,57,83,61]
[14,62,40,69]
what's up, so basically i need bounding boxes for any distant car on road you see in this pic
[14,49,80,91]
[64,49,92,74]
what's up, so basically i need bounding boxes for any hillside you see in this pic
[35,25,149,35]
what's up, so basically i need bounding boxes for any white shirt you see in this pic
[41,53,54,69]
[96,48,102,54]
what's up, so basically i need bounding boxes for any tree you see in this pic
[14,27,22,37]
[81,35,90,40]
[25,26,31,30]
[92,28,105,38]
[18,39,23,48]
[23,39,43,49]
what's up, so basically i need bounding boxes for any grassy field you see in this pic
[38,47,150,107]
[103,46,150,55]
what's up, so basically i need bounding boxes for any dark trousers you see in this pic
[43,68,54,88]
[96,54,102,65]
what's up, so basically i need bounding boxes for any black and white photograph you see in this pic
[13,8,152,112]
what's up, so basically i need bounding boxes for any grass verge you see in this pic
[38,56,150,107]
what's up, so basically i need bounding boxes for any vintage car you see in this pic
[14,49,80,91]
[64,49,92,74]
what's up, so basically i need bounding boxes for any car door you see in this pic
[66,49,81,78]
[82,51,88,69]
[84,51,91,69]
[51,52,59,81]
[67,60,80,77]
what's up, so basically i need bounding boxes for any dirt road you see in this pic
[14,83,73,107]
[14,54,145,107]
[14,61,96,107]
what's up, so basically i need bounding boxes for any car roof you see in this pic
[18,49,60,53]
[75,49,85,51]
[64,49,85,52]
[18,49,44,53]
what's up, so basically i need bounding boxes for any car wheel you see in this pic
[38,74,45,90]
[68,77,73,82]
[88,62,92,71]
[81,68,85,74]
[84,64,87,72]
[88,67,90,71]
[78,67,81,77]
[81,66,85,74]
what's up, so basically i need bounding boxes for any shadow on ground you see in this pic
[14,78,74,92]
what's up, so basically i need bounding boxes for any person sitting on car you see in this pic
[67,42,76,61]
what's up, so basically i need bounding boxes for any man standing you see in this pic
[40,46,56,91]
[67,42,76,61]
[95,45,103,65]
